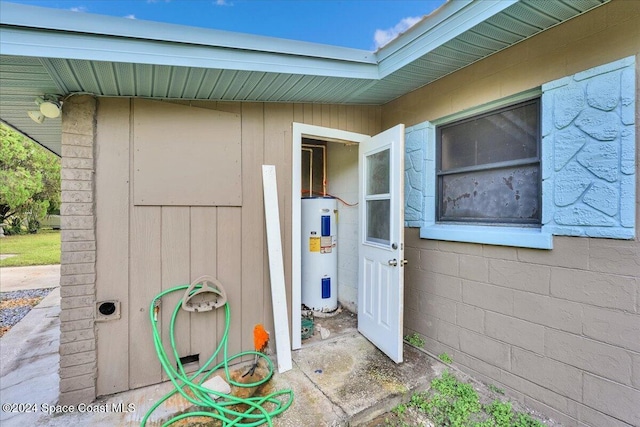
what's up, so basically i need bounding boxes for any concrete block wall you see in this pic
[391,2,640,425]
[58,95,97,404]
[404,231,640,426]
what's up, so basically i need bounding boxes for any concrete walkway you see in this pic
[0,288,60,426]
[0,265,61,426]
[0,265,60,291]
[0,265,447,426]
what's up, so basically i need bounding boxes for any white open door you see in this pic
[358,124,405,363]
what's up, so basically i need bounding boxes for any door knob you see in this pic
[388,259,398,266]
[401,259,409,267]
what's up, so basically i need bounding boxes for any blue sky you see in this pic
[6,0,446,50]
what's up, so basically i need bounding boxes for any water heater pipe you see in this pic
[302,143,327,196]
[302,148,313,196]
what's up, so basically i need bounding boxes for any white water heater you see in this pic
[301,197,338,312]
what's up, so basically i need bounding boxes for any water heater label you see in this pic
[320,236,332,253]
[309,237,320,252]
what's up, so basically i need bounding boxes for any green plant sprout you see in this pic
[404,332,425,348]
[439,352,453,363]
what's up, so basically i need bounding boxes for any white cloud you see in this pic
[70,6,87,12]
[215,0,233,5]
[374,16,422,49]
[124,14,136,19]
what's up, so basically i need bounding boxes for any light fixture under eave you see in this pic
[35,96,62,118]
[28,110,45,124]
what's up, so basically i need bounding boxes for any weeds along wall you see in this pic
[383,1,640,426]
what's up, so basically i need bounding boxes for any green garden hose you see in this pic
[141,284,294,427]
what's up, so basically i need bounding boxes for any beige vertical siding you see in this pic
[93,99,381,394]
[132,100,242,206]
[383,1,640,426]
[159,207,191,380]
[189,207,219,365]
[128,206,162,388]
[95,98,130,395]
[239,103,266,359]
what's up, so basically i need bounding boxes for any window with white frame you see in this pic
[436,98,541,226]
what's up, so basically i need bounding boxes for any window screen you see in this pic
[436,99,541,225]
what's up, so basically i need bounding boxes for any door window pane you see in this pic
[366,199,390,244]
[366,149,390,195]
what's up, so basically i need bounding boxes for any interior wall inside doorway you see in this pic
[328,142,359,312]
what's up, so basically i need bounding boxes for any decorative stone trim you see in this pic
[58,95,97,405]
[541,56,636,238]
[404,121,432,228]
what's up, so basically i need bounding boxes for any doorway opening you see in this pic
[292,122,406,363]
[291,123,369,350]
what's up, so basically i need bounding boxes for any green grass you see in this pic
[0,230,61,267]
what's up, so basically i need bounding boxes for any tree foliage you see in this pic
[0,123,60,233]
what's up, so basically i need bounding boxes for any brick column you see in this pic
[58,95,97,404]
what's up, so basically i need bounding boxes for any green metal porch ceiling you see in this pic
[0,0,609,155]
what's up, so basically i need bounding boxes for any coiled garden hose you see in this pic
[141,284,294,427]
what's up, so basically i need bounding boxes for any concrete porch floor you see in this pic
[0,289,447,426]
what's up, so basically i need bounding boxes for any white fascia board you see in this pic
[0,1,525,84]
[0,27,380,80]
[375,0,518,78]
[0,2,375,65]
[0,2,374,63]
